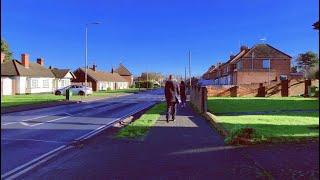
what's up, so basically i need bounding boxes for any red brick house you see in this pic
[72,65,128,91]
[203,44,292,85]
[112,63,133,86]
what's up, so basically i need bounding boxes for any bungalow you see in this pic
[72,65,129,91]
[203,44,291,85]
[112,63,133,86]
[1,53,74,95]
[50,67,76,89]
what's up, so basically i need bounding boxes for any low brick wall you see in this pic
[206,79,318,97]
[190,86,207,113]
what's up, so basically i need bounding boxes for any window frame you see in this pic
[262,59,270,69]
[43,79,49,88]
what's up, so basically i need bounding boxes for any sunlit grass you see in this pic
[208,97,319,114]
[116,103,166,139]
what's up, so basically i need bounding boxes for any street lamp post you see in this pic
[85,22,101,96]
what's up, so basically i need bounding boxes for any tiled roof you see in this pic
[242,44,291,59]
[114,63,132,76]
[79,68,127,82]
[1,60,55,77]
[1,60,19,76]
[51,68,74,79]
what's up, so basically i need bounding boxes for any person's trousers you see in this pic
[166,101,177,120]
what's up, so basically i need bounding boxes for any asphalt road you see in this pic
[1,89,164,178]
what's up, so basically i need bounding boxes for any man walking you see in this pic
[164,75,180,123]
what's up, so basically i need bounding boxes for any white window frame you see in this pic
[263,59,270,69]
[43,79,49,88]
[236,61,242,70]
[31,79,38,89]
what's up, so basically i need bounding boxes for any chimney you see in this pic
[92,64,97,71]
[230,54,235,60]
[1,52,5,63]
[21,54,30,68]
[49,66,52,69]
[240,45,248,52]
[37,58,44,66]
[111,67,114,73]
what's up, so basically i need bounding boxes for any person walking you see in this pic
[164,75,179,123]
[179,81,187,108]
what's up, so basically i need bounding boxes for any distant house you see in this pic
[1,53,74,95]
[203,44,292,85]
[50,67,76,89]
[112,63,133,86]
[72,65,129,91]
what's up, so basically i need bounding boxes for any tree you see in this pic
[1,39,13,61]
[296,51,319,79]
[290,66,298,73]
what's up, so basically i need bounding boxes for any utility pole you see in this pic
[188,50,191,87]
[146,71,149,89]
[184,66,187,82]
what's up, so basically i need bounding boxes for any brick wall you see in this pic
[234,71,277,85]
[190,86,207,113]
[206,79,318,97]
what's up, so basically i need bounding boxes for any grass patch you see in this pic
[1,94,65,107]
[1,88,141,107]
[208,97,319,114]
[207,97,319,143]
[216,112,319,143]
[116,102,166,139]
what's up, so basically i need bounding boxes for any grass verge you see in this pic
[116,102,166,139]
[205,97,319,144]
[207,97,319,114]
[1,88,140,107]
[217,112,319,144]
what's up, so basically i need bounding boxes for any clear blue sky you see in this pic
[1,0,319,77]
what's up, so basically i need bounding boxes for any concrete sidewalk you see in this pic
[23,104,319,179]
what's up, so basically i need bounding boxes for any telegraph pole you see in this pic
[184,66,187,82]
[188,50,191,87]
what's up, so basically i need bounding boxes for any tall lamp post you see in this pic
[85,22,101,96]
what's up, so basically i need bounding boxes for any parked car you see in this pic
[55,85,93,96]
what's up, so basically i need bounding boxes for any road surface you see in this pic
[1,89,164,178]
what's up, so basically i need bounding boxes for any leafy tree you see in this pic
[290,66,298,73]
[296,51,319,79]
[1,39,13,61]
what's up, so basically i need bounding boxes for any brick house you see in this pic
[112,63,133,86]
[72,65,129,91]
[203,44,292,85]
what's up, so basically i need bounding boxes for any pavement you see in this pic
[20,104,319,179]
[1,89,164,178]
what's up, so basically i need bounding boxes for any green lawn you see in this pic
[116,102,166,139]
[217,112,319,143]
[207,97,319,143]
[208,97,319,114]
[1,88,141,107]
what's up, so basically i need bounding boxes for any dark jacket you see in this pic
[165,80,180,103]
[180,83,186,101]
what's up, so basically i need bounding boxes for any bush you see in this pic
[134,81,154,88]
[107,87,111,91]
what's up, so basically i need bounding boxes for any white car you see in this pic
[55,85,93,96]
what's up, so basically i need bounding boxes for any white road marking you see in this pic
[28,115,71,127]
[1,138,67,144]
[1,122,17,126]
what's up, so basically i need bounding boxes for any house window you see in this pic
[61,80,65,87]
[43,80,49,88]
[263,59,270,69]
[236,61,242,70]
[31,79,38,89]
[226,66,229,73]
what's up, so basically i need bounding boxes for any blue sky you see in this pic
[1,0,319,77]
